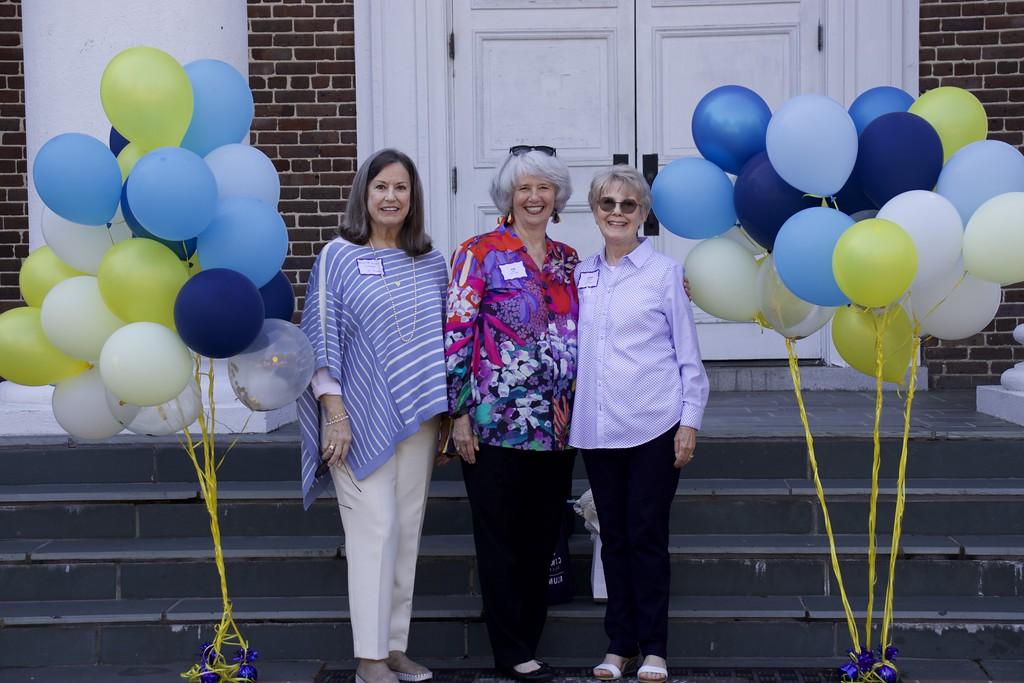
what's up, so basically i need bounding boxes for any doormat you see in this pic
[315,669,841,683]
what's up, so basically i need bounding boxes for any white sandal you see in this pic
[593,655,638,680]
[637,664,668,682]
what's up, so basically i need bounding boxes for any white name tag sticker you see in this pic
[357,258,384,276]
[499,261,528,280]
[578,270,600,289]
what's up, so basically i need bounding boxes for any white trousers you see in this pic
[331,417,439,660]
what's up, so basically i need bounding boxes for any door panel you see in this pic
[452,0,635,262]
[636,0,827,360]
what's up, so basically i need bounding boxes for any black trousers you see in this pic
[582,427,680,659]
[461,444,575,669]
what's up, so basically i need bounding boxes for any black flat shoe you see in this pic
[499,663,555,683]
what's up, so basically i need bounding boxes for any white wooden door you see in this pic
[450,0,828,361]
[636,0,827,360]
[451,0,635,262]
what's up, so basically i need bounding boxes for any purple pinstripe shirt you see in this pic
[568,238,709,450]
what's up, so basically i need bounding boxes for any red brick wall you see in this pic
[247,0,356,312]
[919,0,1024,388]
[0,0,25,314]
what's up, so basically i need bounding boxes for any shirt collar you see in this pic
[498,218,557,258]
[599,237,653,269]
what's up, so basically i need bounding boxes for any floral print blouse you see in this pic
[445,220,580,452]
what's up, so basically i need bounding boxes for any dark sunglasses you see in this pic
[509,145,557,157]
[597,197,640,215]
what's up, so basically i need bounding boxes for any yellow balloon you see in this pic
[97,239,189,329]
[19,246,83,307]
[832,305,914,384]
[100,47,193,149]
[0,307,89,386]
[909,86,988,163]
[833,218,917,308]
[117,143,147,181]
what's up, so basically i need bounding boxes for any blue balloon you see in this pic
[856,112,943,207]
[109,128,129,156]
[174,268,265,358]
[692,85,771,175]
[260,271,295,321]
[197,197,289,288]
[773,207,854,307]
[181,60,255,158]
[834,171,876,216]
[936,139,1024,224]
[120,185,197,260]
[205,143,281,207]
[33,133,122,225]
[766,94,858,197]
[848,86,915,135]
[733,152,818,251]
[651,157,736,239]
[126,147,219,241]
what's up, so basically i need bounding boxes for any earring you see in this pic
[552,210,560,224]
[505,211,515,226]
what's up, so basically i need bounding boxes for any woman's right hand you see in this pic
[321,419,353,468]
[452,414,479,464]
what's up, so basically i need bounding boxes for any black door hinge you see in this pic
[449,32,455,60]
[817,22,823,52]
[451,167,458,194]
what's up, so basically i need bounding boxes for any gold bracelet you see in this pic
[324,413,350,425]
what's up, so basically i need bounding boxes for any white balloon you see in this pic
[910,265,1001,340]
[41,276,125,362]
[100,322,194,406]
[109,380,203,436]
[756,255,836,339]
[684,237,760,322]
[41,209,133,274]
[878,191,963,288]
[963,192,1024,285]
[53,370,138,440]
[228,319,315,411]
[721,225,767,256]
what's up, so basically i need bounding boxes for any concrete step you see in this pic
[6,478,1024,539]
[3,595,1024,667]
[4,436,1024,486]
[8,534,1024,603]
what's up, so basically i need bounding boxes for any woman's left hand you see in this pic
[674,426,697,468]
[683,276,691,300]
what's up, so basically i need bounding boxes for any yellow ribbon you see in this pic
[786,339,861,648]
[180,358,252,683]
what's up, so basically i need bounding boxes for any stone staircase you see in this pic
[2,394,1024,680]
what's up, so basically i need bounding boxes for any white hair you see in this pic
[489,151,572,215]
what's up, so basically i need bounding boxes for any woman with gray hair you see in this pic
[445,146,579,682]
[571,165,708,682]
[299,148,449,683]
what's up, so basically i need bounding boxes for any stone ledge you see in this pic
[977,385,1024,427]
[709,364,929,392]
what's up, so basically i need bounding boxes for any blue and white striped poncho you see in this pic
[297,237,449,509]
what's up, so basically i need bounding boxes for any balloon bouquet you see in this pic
[1,46,318,682]
[653,84,1024,682]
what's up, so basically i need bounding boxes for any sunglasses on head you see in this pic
[509,145,557,157]
[597,197,640,215]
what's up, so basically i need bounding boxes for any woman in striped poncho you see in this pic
[298,149,449,683]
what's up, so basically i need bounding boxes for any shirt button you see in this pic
[544,295,553,304]
[548,313,555,321]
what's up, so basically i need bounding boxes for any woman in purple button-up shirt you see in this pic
[570,165,709,683]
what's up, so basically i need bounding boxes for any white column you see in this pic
[5,1,292,435]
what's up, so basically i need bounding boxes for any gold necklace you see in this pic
[369,239,418,343]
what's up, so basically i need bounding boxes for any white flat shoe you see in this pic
[394,672,433,682]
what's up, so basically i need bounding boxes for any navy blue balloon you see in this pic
[848,86,914,136]
[733,152,819,251]
[259,271,295,321]
[120,185,197,260]
[692,85,772,175]
[856,112,943,208]
[834,170,876,215]
[109,127,129,156]
[174,268,265,359]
